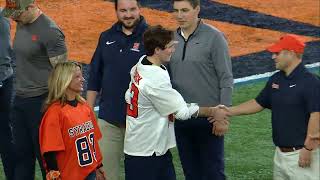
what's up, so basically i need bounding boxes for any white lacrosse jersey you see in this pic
[124,55,188,156]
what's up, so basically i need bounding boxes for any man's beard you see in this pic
[121,16,140,30]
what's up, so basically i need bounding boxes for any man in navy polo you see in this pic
[216,34,320,179]
[86,0,148,179]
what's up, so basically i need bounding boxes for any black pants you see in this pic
[12,93,47,180]
[125,150,176,180]
[175,117,226,180]
[0,77,15,180]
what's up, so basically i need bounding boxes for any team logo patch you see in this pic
[272,83,279,89]
[131,43,140,52]
[31,35,38,41]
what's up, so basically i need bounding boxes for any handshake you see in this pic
[206,105,231,136]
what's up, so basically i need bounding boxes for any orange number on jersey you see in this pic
[127,83,139,118]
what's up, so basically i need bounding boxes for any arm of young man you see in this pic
[175,105,222,120]
[210,31,233,136]
[211,32,233,107]
[145,82,226,122]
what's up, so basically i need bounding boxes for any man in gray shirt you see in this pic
[169,0,233,179]
[0,7,15,180]
[2,0,67,179]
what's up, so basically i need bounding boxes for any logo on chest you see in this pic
[289,84,296,88]
[272,83,279,89]
[31,35,38,41]
[130,42,140,52]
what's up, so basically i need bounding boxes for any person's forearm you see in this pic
[304,112,320,149]
[197,107,217,117]
[86,90,98,109]
[49,52,68,67]
[229,99,264,116]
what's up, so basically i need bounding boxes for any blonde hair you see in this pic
[43,61,85,111]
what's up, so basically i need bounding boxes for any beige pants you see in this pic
[98,119,126,180]
[273,147,320,180]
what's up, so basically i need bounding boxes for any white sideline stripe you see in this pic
[94,62,320,112]
[305,62,320,68]
[234,62,320,84]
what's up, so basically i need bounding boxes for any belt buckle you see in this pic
[279,147,297,152]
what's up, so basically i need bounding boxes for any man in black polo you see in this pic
[216,34,320,180]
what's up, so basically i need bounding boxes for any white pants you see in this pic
[273,147,320,180]
[98,119,126,180]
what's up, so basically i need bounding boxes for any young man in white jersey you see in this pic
[124,25,228,180]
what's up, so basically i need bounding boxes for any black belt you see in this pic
[279,146,303,152]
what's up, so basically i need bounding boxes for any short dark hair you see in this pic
[114,0,140,10]
[143,25,174,56]
[172,0,200,8]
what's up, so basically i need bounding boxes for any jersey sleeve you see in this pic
[255,78,272,109]
[39,105,65,155]
[145,81,187,116]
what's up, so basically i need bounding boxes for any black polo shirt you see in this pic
[255,63,320,147]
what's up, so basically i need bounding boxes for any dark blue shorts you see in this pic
[125,150,176,180]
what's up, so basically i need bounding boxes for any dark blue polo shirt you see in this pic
[87,16,148,126]
[255,63,320,147]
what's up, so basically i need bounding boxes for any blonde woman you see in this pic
[39,62,106,180]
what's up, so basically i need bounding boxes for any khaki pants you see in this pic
[98,119,126,180]
[273,147,320,180]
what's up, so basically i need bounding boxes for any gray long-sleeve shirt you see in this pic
[0,8,13,83]
[169,20,233,106]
